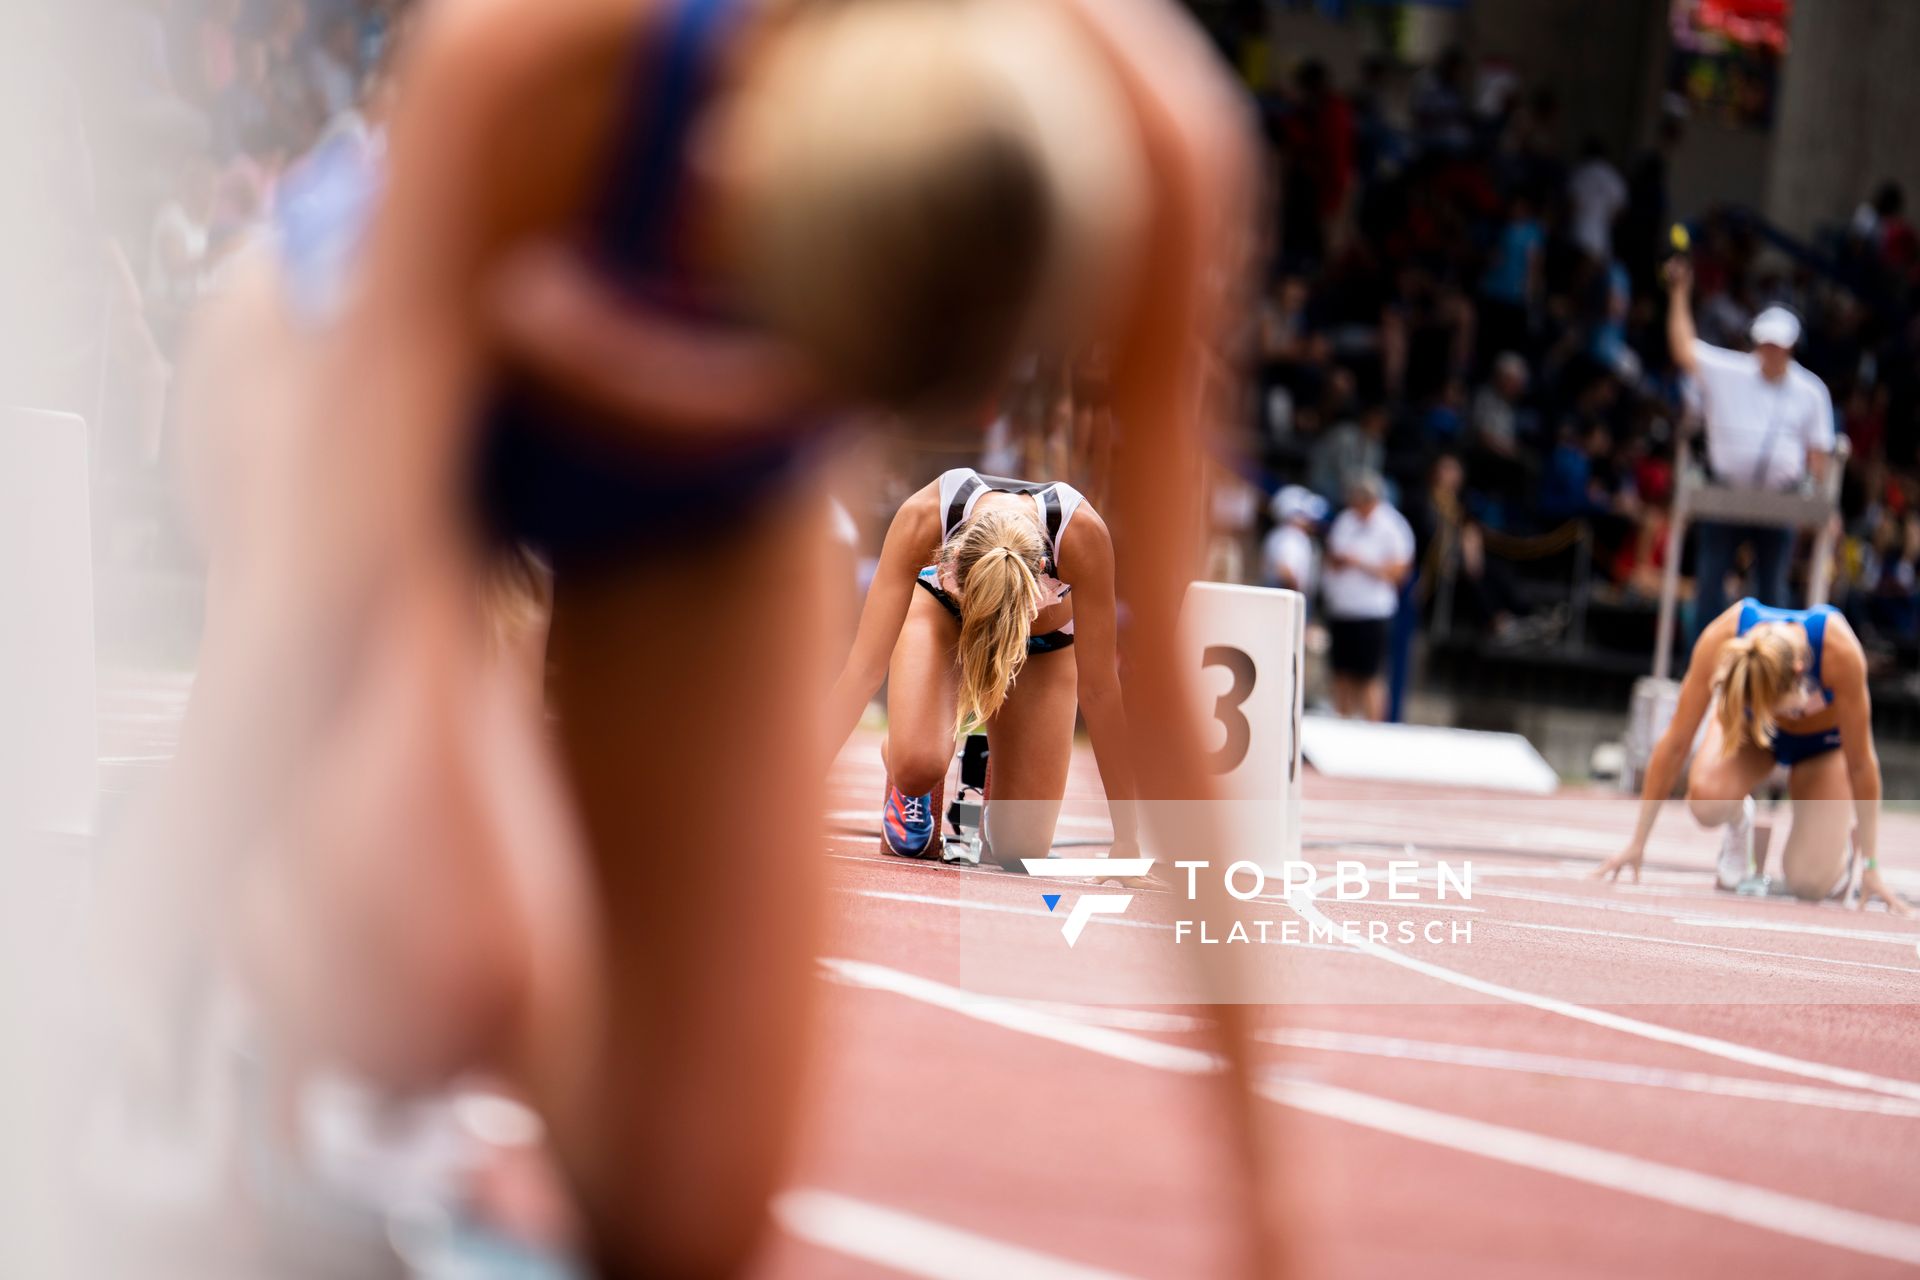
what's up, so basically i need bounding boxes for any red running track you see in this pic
[93,675,1920,1278]
[757,733,1920,1279]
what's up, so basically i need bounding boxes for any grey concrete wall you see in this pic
[1465,0,1667,162]
[1668,118,1773,221]
[1260,9,1379,88]
[1766,0,1920,237]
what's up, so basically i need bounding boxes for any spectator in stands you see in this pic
[1471,352,1529,457]
[1478,193,1541,364]
[1410,47,1472,155]
[1467,352,1534,512]
[1278,60,1353,268]
[309,12,364,122]
[1668,260,1836,633]
[1323,472,1414,720]
[193,0,243,104]
[1842,383,1887,476]
[1258,273,1330,431]
[263,0,310,65]
[214,36,275,157]
[1263,485,1327,602]
[1396,266,1475,410]
[1851,181,1917,278]
[1500,86,1565,205]
[145,147,216,342]
[1863,510,1920,649]
[1612,447,1678,601]
[1349,55,1406,189]
[1309,400,1388,507]
[1586,253,1637,379]
[1567,137,1626,265]
[1540,416,1619,524]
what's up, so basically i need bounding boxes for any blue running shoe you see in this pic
[882,784,937,858]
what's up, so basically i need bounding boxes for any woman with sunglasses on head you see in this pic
[829,467,1134,866]
[1600,598,1910,914]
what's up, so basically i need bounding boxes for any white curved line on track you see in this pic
[824,958,1920,1268]
[1486,918,1920,978]
[1468,884,1920,946]
[1261,1027,1920,1118]
[1283,888,1920,1102]
[849,889,1360,954]
[852,889,1163,931]
[778,1189,1142,1280]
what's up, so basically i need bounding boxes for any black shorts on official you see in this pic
[1327,616,1389,678]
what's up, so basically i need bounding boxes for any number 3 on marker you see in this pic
[1201,645,1255,774]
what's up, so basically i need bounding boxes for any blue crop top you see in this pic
[271,0,826,572]
[1735,597,1837,706]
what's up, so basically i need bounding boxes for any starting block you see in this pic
[941,733,991,865]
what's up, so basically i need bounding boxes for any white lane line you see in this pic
[1469,884,1920,945]
[1283,891,1920,1102]
[1269,1076,1920,1267]
[1007,1001,1212,1034]
[1671,915,1920,944]
[1027,859,1155,878]
[846,890,1358,953]
[823,959,1216,1074]
[1488,918,1920,978]
[1262,1027,1920,1118]
[776,1189,1142,1280]
[851,889,1166,931]
[824,959,1920,1268]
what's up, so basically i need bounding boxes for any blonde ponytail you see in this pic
[1712,629,1798,756]
[942,512,1048,735]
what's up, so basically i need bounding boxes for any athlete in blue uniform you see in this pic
[1603,598,1910,913]
[138,0,1291,1273]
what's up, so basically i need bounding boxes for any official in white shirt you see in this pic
[1667,261,1835,636]
[1322,473,1415,721]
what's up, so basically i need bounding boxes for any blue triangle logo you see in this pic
[1042,894,1061,912]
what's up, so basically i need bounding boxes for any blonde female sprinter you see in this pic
[829,468,1135,865]
[128,0,1284,1274]
[1600,597,1910,914]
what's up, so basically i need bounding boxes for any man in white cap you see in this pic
[1263,485,1328,602]
[1666,261,1835,633]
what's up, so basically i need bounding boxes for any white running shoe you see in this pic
[1715,796,1757,891]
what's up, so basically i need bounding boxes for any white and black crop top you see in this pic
[933,468,1087,590]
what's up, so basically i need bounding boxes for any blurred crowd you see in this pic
[22,2,1920,684]
[1230,47,1920,677]
[23,0,406,471]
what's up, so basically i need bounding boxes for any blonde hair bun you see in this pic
[718,0,1145,411]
